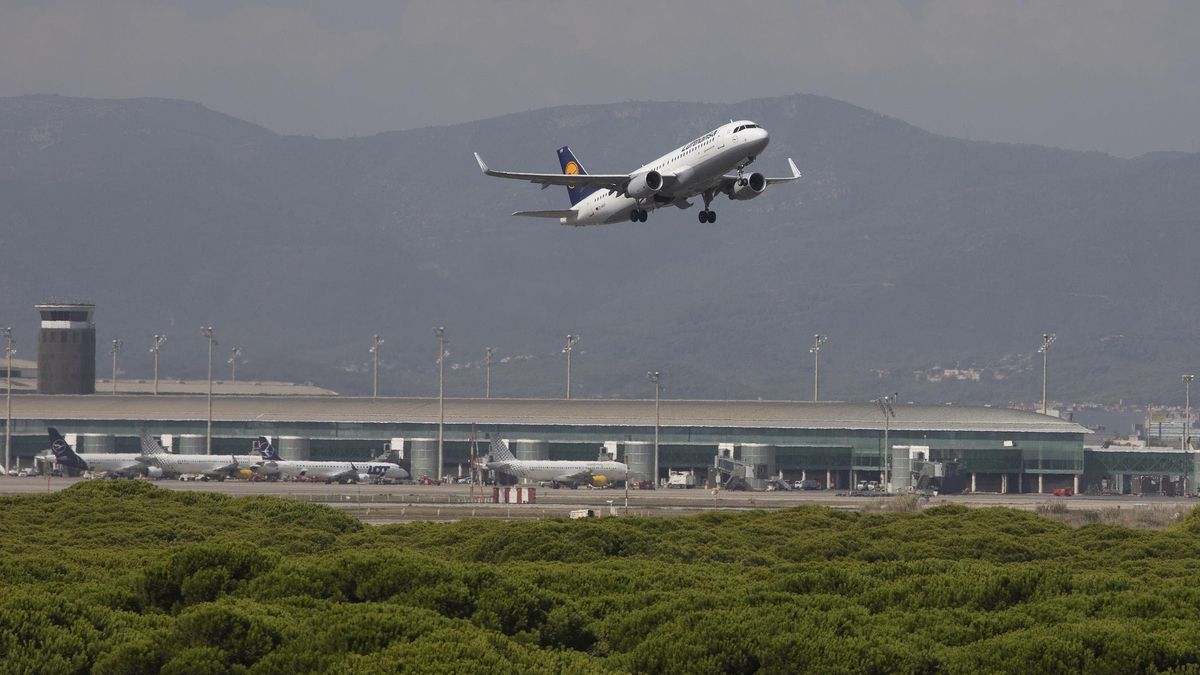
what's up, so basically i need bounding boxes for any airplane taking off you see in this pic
[485,438,628,488]
[46,428,159,479]
[474,120,800,225]
[254,437,408,484]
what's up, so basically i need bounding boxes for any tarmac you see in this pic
[2,477,1195,524]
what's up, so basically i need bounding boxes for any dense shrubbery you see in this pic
[4,483,1200,672]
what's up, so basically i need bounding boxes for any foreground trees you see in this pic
[2,482,1200,672]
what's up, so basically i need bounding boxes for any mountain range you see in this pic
[2,93,1198,405]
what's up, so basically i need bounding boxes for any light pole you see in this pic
[563,334,580,399]
[110,339,122,394]
[201,327,216,455]
[648,371,661,487]
[435,327,447,481]
[485,347,494,398]
[875,393,896,490]
[228,347,242,383]
[4,327,14,475]
[150,334,167,395]
[369,334,384,398]
[1039,333,1056,415]
[1184,375,1194,451]
[810,334,827,402]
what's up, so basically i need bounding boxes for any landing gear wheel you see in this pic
[638,209,648,222]
[707,210,716,223]
[698,210,708,223]
[630,209,639,222]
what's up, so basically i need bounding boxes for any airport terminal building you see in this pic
[0,395,1126,493]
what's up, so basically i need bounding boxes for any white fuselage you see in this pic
[262,460,408,483]
[487,459,630,485]
[564,122,769,225]
[72,453,146,477]
[143,453,262,478]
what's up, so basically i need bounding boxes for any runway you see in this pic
[2,477,1194,524]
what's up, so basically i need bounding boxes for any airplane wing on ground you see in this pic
[202,458,240,478]
[554,469,594,485]
[475,153,630,191]
[324,466,359,483]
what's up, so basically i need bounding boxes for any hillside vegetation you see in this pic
[3,483,1200,672]
[2,95,1198,403]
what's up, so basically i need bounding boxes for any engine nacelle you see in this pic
[729,172,766,200]
[627,170,664,200]
[145,466,164,480]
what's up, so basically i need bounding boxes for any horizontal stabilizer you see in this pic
[512,209,574,219]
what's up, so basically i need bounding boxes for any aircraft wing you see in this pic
[202,457,240,477]
[512,209,575,219]
[325,466,359,482]
[475,153,629,191]
[554,469,594,485]
[718,158,802,188]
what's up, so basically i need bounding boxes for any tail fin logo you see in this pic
[564,160,580,189]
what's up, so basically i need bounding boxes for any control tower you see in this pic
[36,303,96,395]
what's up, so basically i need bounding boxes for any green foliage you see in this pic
[8,481,1200,672]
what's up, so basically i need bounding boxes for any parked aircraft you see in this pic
[474,120,800,225]
[136,431,255,481]
[46,428,159,479]
[254,437,408,483]
[485,438,628,488]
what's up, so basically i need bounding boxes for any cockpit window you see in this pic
[733,124,758,133]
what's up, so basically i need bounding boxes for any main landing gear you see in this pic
[628,208,648,222]
[698,189,716,223]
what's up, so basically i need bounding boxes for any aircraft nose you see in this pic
[750,128,769,155]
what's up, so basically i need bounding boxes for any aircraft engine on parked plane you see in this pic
[626,170,664,200]
[145,466,164,479]
[728,172,766,200]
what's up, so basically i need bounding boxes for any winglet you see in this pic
[787,158,801,179]
[473,152,489,174]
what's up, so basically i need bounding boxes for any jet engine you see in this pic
[626,170,664,200]
[728,172,766,200]
[145,466,164,480]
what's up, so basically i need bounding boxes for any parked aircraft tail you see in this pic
[47,428,86,469]
[488,437,515,463]
[556,146,598,206]
[254,436,282,461]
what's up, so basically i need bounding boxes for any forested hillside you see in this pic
[2,94,1198,403]
[4,483,1200,671]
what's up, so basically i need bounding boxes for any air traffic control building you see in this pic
[0,395,1117,493]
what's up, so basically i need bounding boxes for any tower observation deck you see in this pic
[36,303,96,395]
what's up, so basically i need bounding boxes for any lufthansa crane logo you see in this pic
[564,160,579,189]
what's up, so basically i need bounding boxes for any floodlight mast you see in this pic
[110,339,123,394]
[369,334,384,398]
[1184,375,1195,452]
[563,335,580,399]
[201,327,216,455]
[648,371,662,487]
[150,334,167,395]
[875,393,897,490]
[4,327,14,474]
[1038,333,1056,415]
[810,334,828,402]
[435,327,447,481]
[228,347,242,383]
[484,347,494,398]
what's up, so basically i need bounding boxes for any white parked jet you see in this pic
[136,431,257,481]
[474,120,800,225]
[485,438,629,488]
[47,428,160,479]
[254,437,409,484]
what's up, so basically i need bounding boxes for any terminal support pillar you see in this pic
[1038,474,1044,494]
[1073,474,1079,494]
[826,470,832,489]
[1001,474,1008,494]
[801,470,806,481]
[971,472,977,493]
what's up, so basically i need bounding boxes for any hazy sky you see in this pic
[2,0,1198,156]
